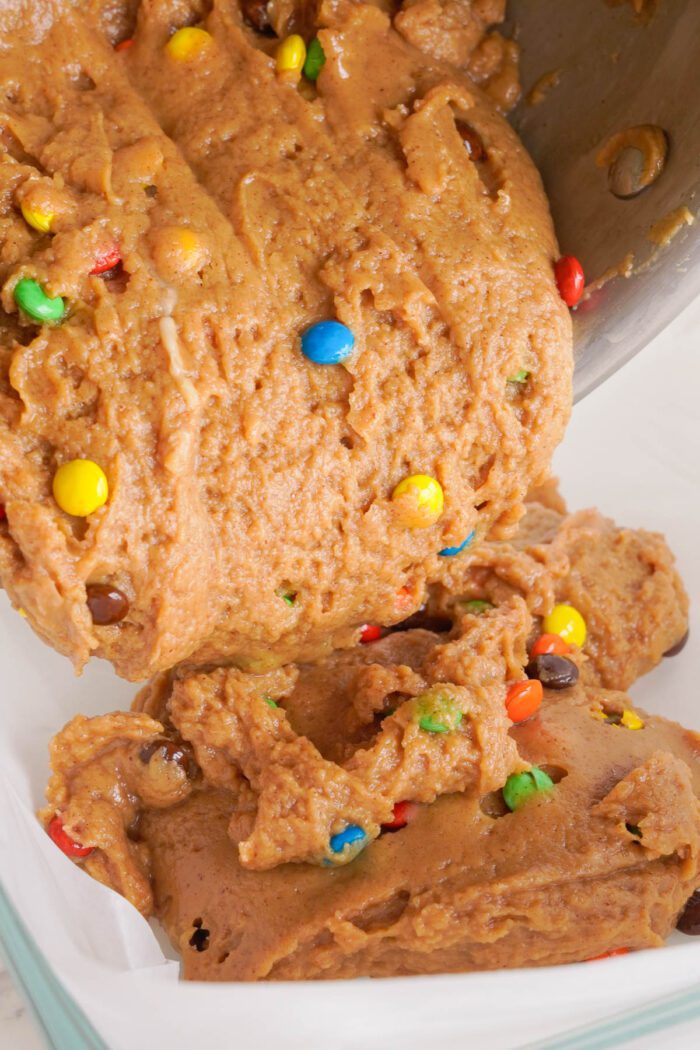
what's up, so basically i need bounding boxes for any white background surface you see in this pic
[1,293,699,1050]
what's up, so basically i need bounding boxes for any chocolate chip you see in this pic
[86,583,129,625]
[676,889,700,935]
[139,737,198,779]
[240,0,276,35]
[664,628,689,657]
[455,121,485,162]
[526,654,579,690]
[189,919,210,951]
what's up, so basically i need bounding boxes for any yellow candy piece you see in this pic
[21,202,54,234]
[53,459,109,517]
[542,603,587,648]
[18,607,27,619]
[620,709,644,731]
[391,474,444,529]
[165,26,212,62]
[276,34,307,78]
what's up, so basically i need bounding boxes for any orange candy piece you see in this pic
[531,632,570,657]
[587,947,630,962]
[505,679,543,723]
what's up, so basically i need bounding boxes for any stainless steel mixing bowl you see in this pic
[510,0,700,400]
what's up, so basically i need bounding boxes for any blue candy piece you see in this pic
[438,529,476,558]
[301,320,355,365]
[329,824,366,854]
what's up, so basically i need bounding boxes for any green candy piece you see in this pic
[507,368,530,384]
[304,37,326,81]
[502,766,554,811]
[463,599,494,615]
[263,696,278,709]
[414,687,463,734]
[14,278,65,323]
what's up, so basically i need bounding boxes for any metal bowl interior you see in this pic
[509,0,700,400]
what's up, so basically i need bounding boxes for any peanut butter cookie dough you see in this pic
[0,0,571,681]
[42,491,698,978]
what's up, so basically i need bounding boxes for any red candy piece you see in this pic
[360,624,383,644]
[531,632,570,657]
[382,800,416,831]
[587,947,630,962]
[115,38,134,52]
[554,255,585,308]
[90,243,122,276]
[505,679,543,723]
[47,815,93,859]
[0,504,5,521]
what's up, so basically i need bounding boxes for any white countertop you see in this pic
[0,967,44,1050]
[1,296,699,1050]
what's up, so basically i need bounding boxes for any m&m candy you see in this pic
[676,889,700,936]
[304,37,326,81]
[166,27,212,61]
[507,368,530,384]
[587,947,630,962]
[329,824,367,855]
[505,679,543,723]
[439,530,475,557]
[301,320,354,364]
[502,766,554,811]
[115,38,134,52]
[241,0,274,33]
[525,654,579,690]
[47,815,93,858]
[392,474,444,529]
[542,603,587,648]
[463,598,493,615]
[276,34,306,78]
[382,800,416,832]
[554,255,585,307]
[86,583,129,625]
[20,202,54,233]
[53,459,109,517]
[620,709,644,730]
[360,624,383,643]
[530,633,569,657]
[665,629,689,657]
[14,278,65,323]
[414,687,462,734]
[90,243,122,276]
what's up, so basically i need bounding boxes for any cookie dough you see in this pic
[42,491,696,978]
[0,0,571,681]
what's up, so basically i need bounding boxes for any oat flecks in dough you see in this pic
[0,0,571,680]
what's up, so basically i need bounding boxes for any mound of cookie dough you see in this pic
[0,0,571,680]
[42,490,698,978]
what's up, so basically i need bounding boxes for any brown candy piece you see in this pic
[139,738,198,779]
[455,121,486,163]
[676,889,700,935]
[597,125,668,200]
[664,628,689,658]
[240,0,276,35]
[86,583,129,625]
[526,653,579,690]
